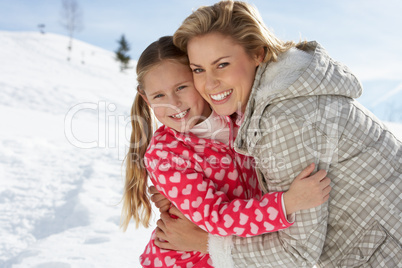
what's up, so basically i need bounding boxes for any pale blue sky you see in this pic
[1,0,401,80]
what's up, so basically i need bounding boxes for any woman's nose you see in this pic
[204,73,219,91]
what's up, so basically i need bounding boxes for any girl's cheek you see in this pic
[152,106,163,117]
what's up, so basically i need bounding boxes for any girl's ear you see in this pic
[139,93,150,105]
[137,86,150,105]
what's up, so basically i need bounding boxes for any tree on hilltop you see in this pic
[115,35,131,72]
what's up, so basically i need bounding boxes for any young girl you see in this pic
[120,36,331,268]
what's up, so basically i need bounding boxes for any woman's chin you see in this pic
[211,105,236,116]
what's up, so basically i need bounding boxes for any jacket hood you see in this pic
[254,41,363,103]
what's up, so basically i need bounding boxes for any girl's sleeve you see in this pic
[145,143,292,237]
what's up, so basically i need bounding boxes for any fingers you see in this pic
[148,185,159,195]
[154,227,177,250]
[155,226,167,240]
[151,195,169,206]
[168,206,185,219]
[154,236,177,250]
[149,188,171,212]
[320,176,331,186]
[156,218,167,233]
[318,176,331,198]
[322,184,332,197]
[152,198,171,212]
[296,163,315,180]
[150,192,165,203]
[312,169,327,181]
[318,182,331,205]
[160,211,174,223]
[154,238,169,249]
[152,197,171,211]
[158,204,171,213]
[321,193,330,204]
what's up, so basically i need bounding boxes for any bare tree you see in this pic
[60,0,83,61]
[38,24,45,34]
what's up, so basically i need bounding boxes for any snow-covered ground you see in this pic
[0,31,401,268]
[0,31,155,267]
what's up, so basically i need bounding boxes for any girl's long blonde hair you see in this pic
[174,0,303,63]
[121,36,189,230]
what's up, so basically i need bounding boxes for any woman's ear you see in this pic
[254,47,266,66]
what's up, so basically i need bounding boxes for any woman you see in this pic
[152,1,402,267]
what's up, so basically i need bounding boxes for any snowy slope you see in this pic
[0,31,401,268]
[0,31,155,267]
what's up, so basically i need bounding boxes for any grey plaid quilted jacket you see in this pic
[209,42,402,267]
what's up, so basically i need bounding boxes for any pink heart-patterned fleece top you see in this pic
[140,121,292,268]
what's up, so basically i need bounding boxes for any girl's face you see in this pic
[187,32,262,116]
[142,60,211,132]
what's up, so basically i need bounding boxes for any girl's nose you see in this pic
[170,94,182,108]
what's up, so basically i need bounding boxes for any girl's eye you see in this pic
[177,85,187,91]
[218,62,229,68]
[154,94,164,99]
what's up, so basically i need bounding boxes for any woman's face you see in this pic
[187,32,261,116]
[142,60,211,132]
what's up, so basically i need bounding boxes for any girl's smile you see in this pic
[169,108,190,120]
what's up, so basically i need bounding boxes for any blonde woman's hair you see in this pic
[121,36,189,230]
[174,0,303,63]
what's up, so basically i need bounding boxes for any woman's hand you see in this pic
[149,185,171,213]
[283,163,331,214]
[154,206,209,254]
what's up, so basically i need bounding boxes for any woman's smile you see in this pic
[209,89,233,102]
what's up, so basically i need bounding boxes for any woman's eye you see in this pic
[218,62,229,68]
[154,94,164,99]
[192,68,203,74]
[177,85,187,91]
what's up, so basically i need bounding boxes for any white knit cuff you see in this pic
[208,234,234,268]
[281,194,295,224]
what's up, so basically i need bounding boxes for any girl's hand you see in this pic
[154,206,209,253]
[283,163,331,215]
[149,186,171,213]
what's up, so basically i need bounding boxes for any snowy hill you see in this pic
[0,31,154,267]
[0,31,401,267]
